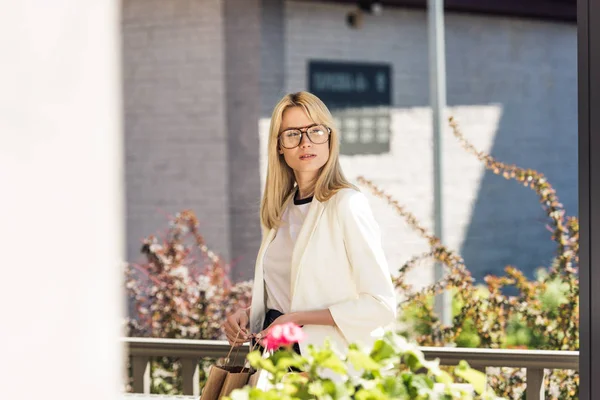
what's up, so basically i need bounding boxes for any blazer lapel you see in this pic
[290,198,326,301]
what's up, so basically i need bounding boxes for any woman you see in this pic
[223,91,396,358]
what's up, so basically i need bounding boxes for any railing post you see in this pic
[131,356,151,394]
[526,368,546,400]
[181,358,200,396]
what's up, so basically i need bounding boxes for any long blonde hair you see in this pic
[260,91,357,230]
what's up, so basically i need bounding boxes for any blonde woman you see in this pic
[223,91,396,358]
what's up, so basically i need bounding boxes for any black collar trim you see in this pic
[294,189,313,205]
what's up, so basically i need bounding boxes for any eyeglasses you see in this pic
[278,124,331,149]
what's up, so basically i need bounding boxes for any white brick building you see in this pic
[122,0,577,286]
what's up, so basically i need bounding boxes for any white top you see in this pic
[263,194,312,314]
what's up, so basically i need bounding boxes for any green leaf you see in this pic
[380,375,409,398]
[403,373,434,398]
[435,369,454,386]
[347,349,382,372]
[308,381,326,397]
[276,356,304,371]
[250,357,276,374]
[455,360,486,395]
[369,340,396,363]
[403,352,422,371]
[246,350,264,368]
[354,387,388,400]
[319,353,348,375]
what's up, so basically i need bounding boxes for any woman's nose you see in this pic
[300,133,312,147]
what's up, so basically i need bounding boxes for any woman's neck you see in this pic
[295,172,317,199]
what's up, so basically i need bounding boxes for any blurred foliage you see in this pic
[124,209,253,394]
[228,330,503,400]
[357,117,579,399]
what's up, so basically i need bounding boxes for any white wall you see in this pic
[0,1,124,398]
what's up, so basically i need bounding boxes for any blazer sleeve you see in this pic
[327,190,397,345]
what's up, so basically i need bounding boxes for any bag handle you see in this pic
[224,329,261,366]
[224,329,241,365]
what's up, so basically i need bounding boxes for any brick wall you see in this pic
[122,0,230,265]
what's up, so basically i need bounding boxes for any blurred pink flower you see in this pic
[261,322,306,351]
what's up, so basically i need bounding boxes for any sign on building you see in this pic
[308,60,392,155]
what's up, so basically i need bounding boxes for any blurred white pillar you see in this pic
[0,1,124,399]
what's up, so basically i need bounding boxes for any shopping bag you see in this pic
[201,364,231,400]
[218,365,253,398]
[201,331,256,400]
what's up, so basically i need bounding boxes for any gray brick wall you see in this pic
[122,0,230,265]
[272,1,577,285]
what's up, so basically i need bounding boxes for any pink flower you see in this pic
[261,322,306,351]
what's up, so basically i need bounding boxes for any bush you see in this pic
[357,117,579,399]
[124,209,253,393]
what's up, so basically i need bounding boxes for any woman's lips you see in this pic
[299,154,316,160]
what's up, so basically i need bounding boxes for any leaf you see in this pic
[246,350,263,367]
[319,354,348,375]
[354,387,388,400]
[347,349,382,372]
[308,381,326,397]
[403,352,422,371]
[455,360,486,395]
[369,340,396,363]
[435,369,453,385]
[276,356,304,371]
[403,373,434,398]
[380,375,409,398]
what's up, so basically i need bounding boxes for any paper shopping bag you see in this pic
[201,364,253,400]
[200,364,229,400]
[201,330,256,400]
[218,366,253,398]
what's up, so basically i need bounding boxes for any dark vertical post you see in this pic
[579,0,600,398]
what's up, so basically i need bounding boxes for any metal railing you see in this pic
[123,337,579,400]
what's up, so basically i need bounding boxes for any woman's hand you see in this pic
[223,308,250,346]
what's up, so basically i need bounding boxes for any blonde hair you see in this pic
[260,91,357,230]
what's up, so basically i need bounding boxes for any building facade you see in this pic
[122,0,577,286]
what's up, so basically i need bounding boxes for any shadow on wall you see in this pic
[449,47,578,283]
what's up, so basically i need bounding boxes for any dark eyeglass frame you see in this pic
[278,123,332,149]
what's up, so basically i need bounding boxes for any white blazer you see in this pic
[249,188,397,357]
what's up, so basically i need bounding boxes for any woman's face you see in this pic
[278,106,330,179]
